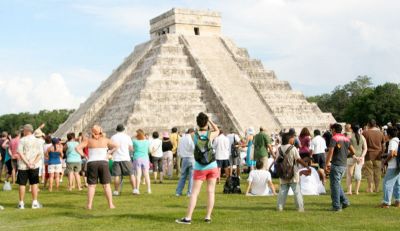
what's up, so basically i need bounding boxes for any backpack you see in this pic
[223,175,241,194]
[275,145,295,180]
[231,135,240,159]
[194,132,215,165]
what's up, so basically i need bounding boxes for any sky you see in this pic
[0,0,399,115]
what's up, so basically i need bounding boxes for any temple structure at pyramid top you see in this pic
[54,8,335,138]
[149,8,221,38]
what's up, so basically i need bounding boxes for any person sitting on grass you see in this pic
[297,157,326,195]
[245,160,276,196]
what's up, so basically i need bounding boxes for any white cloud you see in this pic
[0,73,84,114]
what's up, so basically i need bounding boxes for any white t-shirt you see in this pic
[310,135,327,154]
[247,169,273,196]
[149,138,163,158]
[387,137,399,169]
[298,167,326,195]
[213,134,230,160]
[111,132,132,162]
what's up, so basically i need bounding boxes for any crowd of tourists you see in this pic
[0,114,399,224]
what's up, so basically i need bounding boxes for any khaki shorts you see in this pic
[67,162,82,173]
[48,164,63,173]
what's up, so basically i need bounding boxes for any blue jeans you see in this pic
[175,157,194,195]
[329,164,349,209]
[277,183,304,211]
[382,168,400,205]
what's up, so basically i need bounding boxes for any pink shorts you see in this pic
[193,168,219,181]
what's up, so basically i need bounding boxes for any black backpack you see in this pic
[194,132,215,165]
[275,145,295,180]
[231,135,240,159]
[223,175,241,194]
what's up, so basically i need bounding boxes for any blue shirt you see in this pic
[66,141,81,163]
[48,151,61,165]
[132,139,150,160]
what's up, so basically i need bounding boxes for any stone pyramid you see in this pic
[54,8,335,138]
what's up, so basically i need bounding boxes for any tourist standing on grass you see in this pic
[245,127,256,171]
[277,132,308,212]
[246,160,276,196]
[346,124,367,195]
[46,138,64,192]
[325,123,355,212]
[310,129,327,170]
[227,131,241,177]
[298,127,312,159]
[110,124,136,196]
[380,127,400,208]
[65,133,84,191]
[42,136,52,188]
[213,129,231,184]
[254,126,273,170]
[17,124,43,209]
[176,112,219,224]
[0,132,9,182]
[149,131,164,184]
[363,119,385,193]
[76,125,118,209]
[132,129,151,194]
[170,127,180,175]
[162,132,174,179]
[175,128,195,197]
[9,131,21,184]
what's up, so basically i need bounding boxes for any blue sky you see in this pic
[0,0,399,114]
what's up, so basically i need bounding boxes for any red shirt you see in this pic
[9,137,20,160]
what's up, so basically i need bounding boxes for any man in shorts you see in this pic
[110,124,136,196]
[17,124,44,209]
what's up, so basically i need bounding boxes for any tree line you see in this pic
[307,76,400,126]
[0,109,74,135]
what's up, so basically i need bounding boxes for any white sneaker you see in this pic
[0,205,4,210]
[32,202,43,209]
[17,203,25,209]
[113,191,120,196]
[133,189,140,195]
[147,189,152,194]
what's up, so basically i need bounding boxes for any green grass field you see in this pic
[0,176,399,231]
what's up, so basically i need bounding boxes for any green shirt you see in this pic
[253,132,271,159]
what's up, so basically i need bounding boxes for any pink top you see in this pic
[10,137,20,159]
[299,136,311,154]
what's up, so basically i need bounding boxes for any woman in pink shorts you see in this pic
[176,112,220,225]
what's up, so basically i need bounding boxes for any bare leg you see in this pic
[217,168,221,184]
[153,171,158,182]
[55,172,60,190]
[31,184,38,201]
[87,185,96,209]
[74,172,82,190]
[346,163,355,194]
[68,172,74,190]
[159,172,164,182]
[114,176,121,192]
[185,180,203,220]
[129,175,136,190]
[136,168,142,191]
[355,180,361,195]
[102,184,115,209]
[49,173,54,192]
[205,178,217,219]
[224,167,231,179]
[19,185,26,203]
[144,169,151,193]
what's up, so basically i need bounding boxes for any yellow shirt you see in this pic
[170,133,180,154]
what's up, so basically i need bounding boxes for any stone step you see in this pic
[145,78,199,90]
[147,55,190,66]
[237,59,264,70]
[148,44,186,56]
[253,80,291,90]
[261,90,305,100]
[149,66,194,77]
[139,90,203,101]
[133,102,206,113]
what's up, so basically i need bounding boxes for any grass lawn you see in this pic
[0,176,399,231]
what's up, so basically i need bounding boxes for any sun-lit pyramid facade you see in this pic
[54,8,335,137]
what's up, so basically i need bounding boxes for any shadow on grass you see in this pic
[55,211,174,223]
